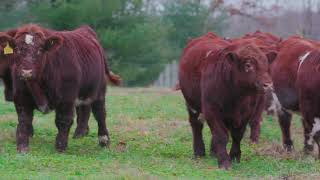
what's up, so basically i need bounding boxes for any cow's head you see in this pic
[226,43,274,93]
[0,25,63,80]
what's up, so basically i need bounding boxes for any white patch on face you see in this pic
[198,113,206,123]
[308,117,320,145]
[267,92,283,116]
[297,51,311,73]
[205,50,213,58]
[25,34,34,45]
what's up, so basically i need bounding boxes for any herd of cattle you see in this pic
[177,31,320,169]
[0,24,319,170]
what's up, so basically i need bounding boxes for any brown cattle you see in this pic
[297,49,320,157]
[0,24,121,152]
[268,36,320,152]
[231,31,280,142]
[179,34,274,169]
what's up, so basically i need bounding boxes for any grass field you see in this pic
[1,87,320,179]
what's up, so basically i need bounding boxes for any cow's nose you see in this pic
[21,69,33,80]
[263,82,274,92]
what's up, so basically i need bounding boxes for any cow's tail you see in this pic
[103,55,122,86]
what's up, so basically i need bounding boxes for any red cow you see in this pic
[179,34,274,169]
[230,31,280,142]
[297,49,320,157]
[0,24,121,152]
[267,36,320,152]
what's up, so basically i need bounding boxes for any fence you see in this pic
[153,61,178,88]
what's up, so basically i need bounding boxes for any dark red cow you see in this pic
[0,24,121,152]
[267,36,320,152]
[179,34,274,169]
[230,31,280,142]
[297,49,320,157]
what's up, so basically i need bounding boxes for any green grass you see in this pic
[1,87,320,179]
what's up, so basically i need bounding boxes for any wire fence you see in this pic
[153,60,178,88]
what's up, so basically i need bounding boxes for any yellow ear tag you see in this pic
[4,42,13,55]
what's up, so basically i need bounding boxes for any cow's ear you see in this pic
[43,35,63,51]
[6,29,17,37]
[266,51,277,64]
[0,33,15,55]
[226,52,239,65]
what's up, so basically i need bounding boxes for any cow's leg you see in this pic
[249,116,262,143]
[277,110,294,151]
[26,81,50,113]
[186,105,205,157]
[313,131,320,159]
[303,119,314,154]
[299,98,316,154]
[230,125,246,163]
[205,109,230,170]
[73,105,91,139]
[91,98,110,147]
[249,94,265,143]
[3,71,13,102]
[55,103,74,152]
[15,104,34,153]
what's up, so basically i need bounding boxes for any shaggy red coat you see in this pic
[0,24,121,152]
[179,33,273,169]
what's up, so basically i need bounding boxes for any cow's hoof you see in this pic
[304,144,313,155]
[73,128,89,139]
[55,141,67,153]
[194,150,205,158]
[250,138,259,144]
[99,135,110,147]
[218,160,231,170]
[284,143,294,152]
[230,154,241,163]
[17,145,29,153]
[210,151,217,158]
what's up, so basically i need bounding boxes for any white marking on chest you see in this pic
[298,51,311,73]
[267,92,283,116]
[307,117,320,145]
[75,98,92,106]
[25,34,34,45]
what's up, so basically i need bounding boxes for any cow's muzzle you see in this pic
[21,69,33,80]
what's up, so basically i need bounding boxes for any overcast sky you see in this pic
[223,0,319,11]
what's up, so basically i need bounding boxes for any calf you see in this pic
[0,24,120,152]
[268,36,320,152]
[179,35,274,169]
